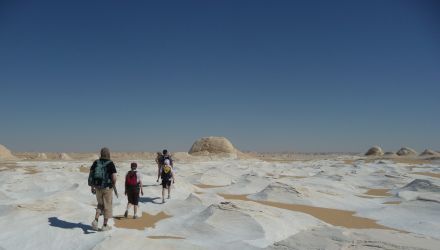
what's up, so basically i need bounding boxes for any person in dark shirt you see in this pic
[89,147,117,231]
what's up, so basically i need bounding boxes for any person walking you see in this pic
[124,162,143,219]
[160,159,175,203]
[156,149,173,182]
[88,147,117,231]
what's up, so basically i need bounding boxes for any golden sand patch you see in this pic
[24,167,41,175]
[218,193,398,231]
[0,163,18,172]
[383,201,401,205]
[364,189,391,197]
[147,236,185,240]
[79,165,89,173]
[343,159,355,165]
[279,175,307,179]
[194,184,228,189]
[114,212,171,230]
[413,172,440,179]
[364,157,430,165]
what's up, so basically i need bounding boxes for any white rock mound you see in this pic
[58,153,72,160]
[0,144,17,160]
[420,149,439,157]
[397,179,440,203]
[365,146,383,156]
[249,182,309,205]
[189,137,238,156]
[396,147,417,156]
[36,153,48,160]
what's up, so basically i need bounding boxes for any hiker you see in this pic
[160,159,175,203]
[155,152,162,182]
[156,149,173,182]
[124,162,144,219]
[88,147,117,231]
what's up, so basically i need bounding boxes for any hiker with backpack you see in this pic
[156,149,173,183]
[88,147,117,231]
[124,162,144,219]
[160,159,175,203]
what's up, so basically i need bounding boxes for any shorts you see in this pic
[127,186,140,205]
[162,179,172,189]
[96,188,113,219]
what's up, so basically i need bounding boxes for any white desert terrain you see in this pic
[0,139,440,250]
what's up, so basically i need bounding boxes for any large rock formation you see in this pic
[396,147,417,156]
[189,137,238,156]
[365,146,383,156]
[0,144,17,160]
[420,149,439,157]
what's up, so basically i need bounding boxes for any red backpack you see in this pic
[126,171,138,186]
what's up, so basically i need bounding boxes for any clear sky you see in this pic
[1,0,439,153]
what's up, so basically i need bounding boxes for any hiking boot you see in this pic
[133,215,137,219]
[101,225,112,231]
[162,199,165,204]
[167,195,171,199]
[124,210,128,218]
[91,220,98,231]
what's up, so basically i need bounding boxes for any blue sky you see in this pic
[0,0,439,153]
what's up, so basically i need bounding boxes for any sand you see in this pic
[364,189,392,197]
[218,194,397,230]
[114,212,171,230]
[413,172,440,179]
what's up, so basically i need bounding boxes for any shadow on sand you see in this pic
[48,217,95,234]
[139,196,161,204]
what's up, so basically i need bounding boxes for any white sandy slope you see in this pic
[0,157,439,250]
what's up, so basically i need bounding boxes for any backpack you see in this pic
[126,170,138,187]
[161,165,172,180]
[88,160,112,188]
[159,155,172,166]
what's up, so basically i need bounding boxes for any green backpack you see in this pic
[88,160,112,188]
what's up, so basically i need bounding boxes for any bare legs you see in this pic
[125,203,138,218]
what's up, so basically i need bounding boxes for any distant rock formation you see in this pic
[58,153,72,160]
[36,153,48,160]
[396,147,417,156]
[0,144,17,160]
[384,151,396,156]
[189,137,238,156]
[365,146,383,156]
[420,149,439,157]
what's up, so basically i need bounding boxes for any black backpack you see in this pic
[159,155,172,166]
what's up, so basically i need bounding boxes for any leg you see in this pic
[102,188,113,227]
[134,205,138,218]
[92,189,104,230]
[167,183,171,199]
[162,188,165,203]
[157,166,160,182]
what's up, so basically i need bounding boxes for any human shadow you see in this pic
[142,184,160,187]
[139,196,161,204]
[48,217,95,234]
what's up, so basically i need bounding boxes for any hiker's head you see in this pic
[100,147,110,160]
[131,162,137,170]
[163,149,168,155]
[164,159,170,166]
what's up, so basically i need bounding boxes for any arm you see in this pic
[139,179,144,196]
[112,173,118,198]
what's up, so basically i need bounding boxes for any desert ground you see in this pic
[0,139,439,250]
